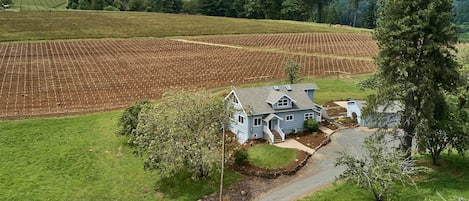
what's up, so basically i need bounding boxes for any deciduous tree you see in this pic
[336,130,417,201]
[131,90,231,180]
[117,100,151,140]
[283,58,303,84]
[417,94,469,165]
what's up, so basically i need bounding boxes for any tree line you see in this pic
[67,0,469,29]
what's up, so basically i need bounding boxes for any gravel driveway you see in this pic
[256,128,373,201]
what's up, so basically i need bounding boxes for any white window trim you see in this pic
[277,97,289,107]
[286,114,294,121]
[304,113,314,120]
[238,116,244,124]
[253,117,262,127]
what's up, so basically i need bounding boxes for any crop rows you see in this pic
[14,0,66,11]
[0,36,376,119]
[191,33,378,58]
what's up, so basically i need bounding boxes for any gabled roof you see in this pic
[264,113,283,122]
[265,90,296,104]
[231,83,319,115]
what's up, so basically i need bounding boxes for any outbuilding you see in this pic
[347,99,402,128]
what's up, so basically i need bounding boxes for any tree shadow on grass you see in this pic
[157,169,240,201]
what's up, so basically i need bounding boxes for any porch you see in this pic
[263,113,285,144]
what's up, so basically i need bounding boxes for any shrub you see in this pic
[103,5,119,11]
[234,149,248,165]
[304,119,319,132]
[117,100,151,137]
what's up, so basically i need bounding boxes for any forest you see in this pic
[66,0,469,30]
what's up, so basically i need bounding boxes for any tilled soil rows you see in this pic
[191,32,378,58]
[0,33,377,119]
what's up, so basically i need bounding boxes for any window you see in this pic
[238,116,244,124]
[232,95,238,104]
[277,98,289,107]
[286,115,294,121]
[253,117,262,127]
[304,113,314,120]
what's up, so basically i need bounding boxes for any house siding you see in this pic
[277,110,314,134]
[272,97,293,110]
[346,102,363,126]
[248,115,264,140]
[230,111,249,143]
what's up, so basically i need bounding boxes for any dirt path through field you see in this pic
[172,38,373,62]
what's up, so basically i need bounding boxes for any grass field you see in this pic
[247,144,297,169]
[0,11,366,42]
[301,153,469,201]
[0,111,240,200]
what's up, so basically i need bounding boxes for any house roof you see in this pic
[232,83,319,115]
[265,90,296,104]
[264,113,283,122]
[350,100,402,114]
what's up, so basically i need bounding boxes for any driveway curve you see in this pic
[256,128,372,201]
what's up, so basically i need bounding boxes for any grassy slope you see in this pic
[248,144,297,169]
[0,111,240,201]
[0,11,365,42]
[301,153,469,201]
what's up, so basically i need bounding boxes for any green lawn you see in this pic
[301,153,469,201]
[247,144,297,169]
[0,111,240,200]
[0,11,366,42]
[311,74,373,105]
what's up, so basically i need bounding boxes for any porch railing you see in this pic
[263,126,274,144]
[274,123,285,142]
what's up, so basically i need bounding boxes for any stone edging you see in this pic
[233,133,335,179]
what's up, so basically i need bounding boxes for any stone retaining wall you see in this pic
[234,135,333,179]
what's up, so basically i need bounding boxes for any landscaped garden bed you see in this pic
[287,131,329,149]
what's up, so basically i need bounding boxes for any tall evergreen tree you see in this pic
[349,0,360,27]
[365,0,460,156]
[361,0,377,29]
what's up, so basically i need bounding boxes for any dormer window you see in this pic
[277,98,289,107]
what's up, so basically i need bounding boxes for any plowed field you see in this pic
[191,32,378,58]
[0,33,377,119]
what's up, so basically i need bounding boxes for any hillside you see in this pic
[0,11,367,42]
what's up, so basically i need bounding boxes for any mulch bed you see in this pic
[287,131,328,149]
[323,100,348,117]
[336,116,359,127]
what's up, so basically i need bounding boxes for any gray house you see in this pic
[225,83,323,144]
[347,100,402,128]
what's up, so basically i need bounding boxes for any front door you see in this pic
[269,119,277,130]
